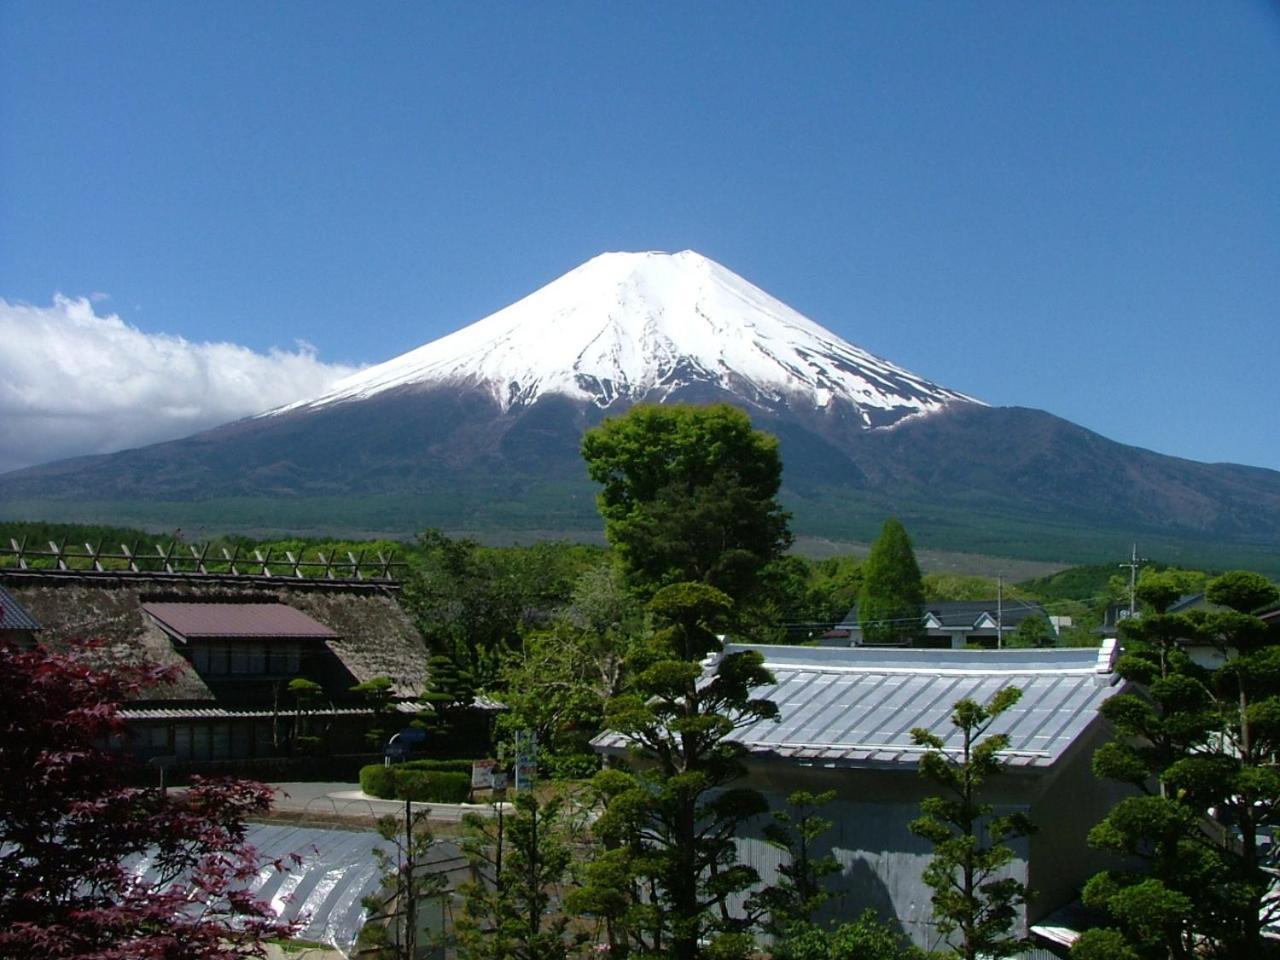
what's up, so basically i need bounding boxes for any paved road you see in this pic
[269,781,506,822]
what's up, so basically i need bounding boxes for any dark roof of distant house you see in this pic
[0,584,40,631]
[1102,593,1226,631]
[1166,593,1228,615]
[141,602,338,640]
[840,599,1049,630]
[598,642,1122,771]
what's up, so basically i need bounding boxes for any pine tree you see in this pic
[600,582,779,960]
[419,651,475,742]
[858,518,926,646]
[1074,569,1280,960]
[352,675,396,749]
[580,404,792,960]
[750,789,841,938]
[360,804,448,960]
[456,793,579,960]
[909,688,1035,960]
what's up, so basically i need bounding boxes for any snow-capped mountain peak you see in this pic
[267,250,981,427]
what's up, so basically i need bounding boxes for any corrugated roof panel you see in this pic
[1033,681,1112,750]
[1017,675,1076,745]
[882,673,964,745]
[797,673,891,745]
[824,673,909,746]
[760,671,831,743]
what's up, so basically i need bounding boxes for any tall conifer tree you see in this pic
[909,688,1035,960]
[858,518,926,645]
[581,404,790,960]
[1075,570,1280,960]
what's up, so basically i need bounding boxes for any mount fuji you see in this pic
[266,250,977,427]
[3,250,1279,570]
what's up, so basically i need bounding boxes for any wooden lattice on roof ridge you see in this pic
[2,537,405,582]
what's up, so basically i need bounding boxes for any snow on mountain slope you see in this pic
[267,250,981,428]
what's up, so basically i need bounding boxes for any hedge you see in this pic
[397,758,474,774]
[359,764,396,798]
[394,770,470,803]
[359,762,475,803]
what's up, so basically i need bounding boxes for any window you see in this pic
[211,723,231,758]
[174,724,193,760]
[145,724,171,751]
[242,645,266,674]
[193,724,211,761]
[208,641,230,675]
[231,722,253,758]
[192,640,285,676]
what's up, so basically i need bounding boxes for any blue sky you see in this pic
[1,2,1278,471]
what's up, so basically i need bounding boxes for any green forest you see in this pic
[3,404,1279,959]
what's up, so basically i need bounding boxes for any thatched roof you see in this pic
[1,573,429,702]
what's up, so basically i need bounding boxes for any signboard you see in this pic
[516,758,537,787]
[514,731,538,791]
[471,759,498,789]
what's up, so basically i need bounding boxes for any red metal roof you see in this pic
[141,602,338,640]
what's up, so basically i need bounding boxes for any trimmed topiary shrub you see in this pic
[394,770,471,803]
[422,771,470,803]
[398,758,474,775]
[360,763,396,798]
[359,763,474,803]
[392,771,434,801]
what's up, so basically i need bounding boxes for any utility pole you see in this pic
[996,576,1003,649]
[1119,544,1147,618]
[404,797,416,960]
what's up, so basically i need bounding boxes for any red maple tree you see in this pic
[0,636,297,959]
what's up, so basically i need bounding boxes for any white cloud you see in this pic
[0,295,360,473]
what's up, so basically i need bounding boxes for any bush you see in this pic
[395,771,470,803]
[392,771,435,801]
[542,752,600,781]
[360,763,396,798]
[358,763,472,803]
[398,758,474,775]
[774,914,931,960]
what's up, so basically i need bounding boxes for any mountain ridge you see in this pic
[2,250,1277,573]
[266,250,979,428]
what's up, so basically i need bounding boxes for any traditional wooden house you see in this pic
[596,643,1128,954]
[0,543,430,776]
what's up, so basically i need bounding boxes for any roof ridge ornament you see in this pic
[1095,636,1120,684]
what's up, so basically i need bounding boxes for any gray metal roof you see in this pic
[726,643,1120,769]
[0,584,40,631]
[596,642,1121,771]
